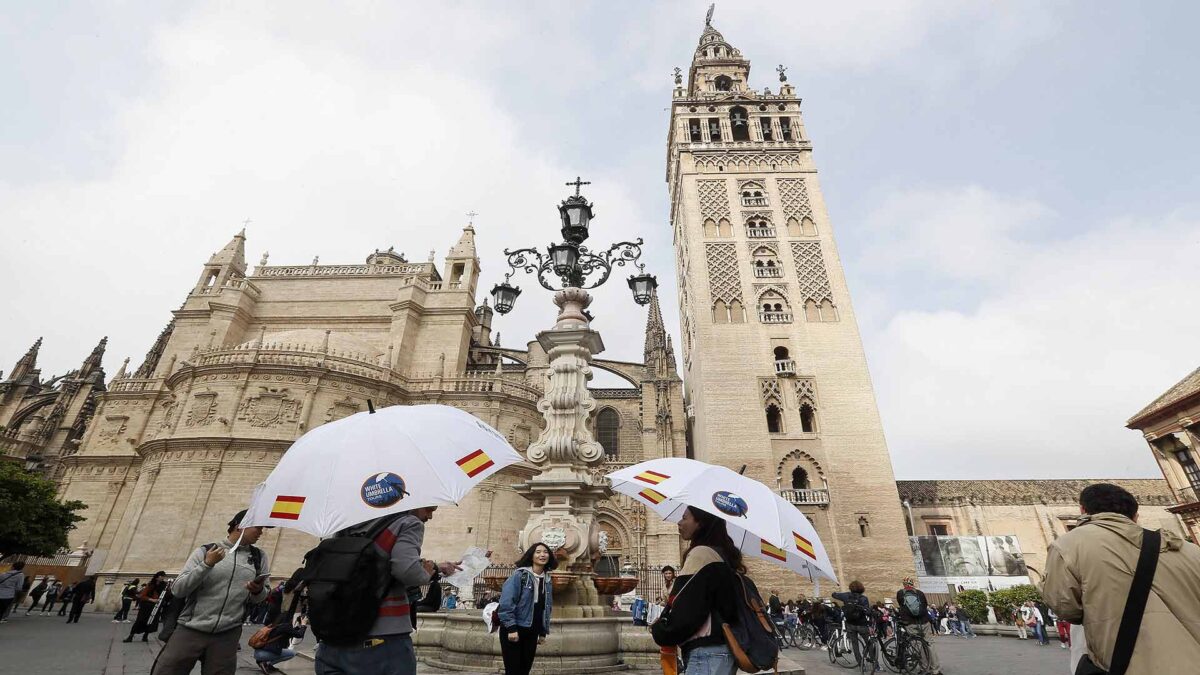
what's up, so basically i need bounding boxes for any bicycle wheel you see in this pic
[879,638,903,673]
[834,632,859,669]
[797,625,815,650]
[828,630,841,665]
[860,637,879,674]
[903,638,931,675]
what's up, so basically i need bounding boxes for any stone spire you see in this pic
[79,336,108,380]
[643,288,675,372]
[448,223,477,259]
[207,229,248,275]
[8,337,42,383]
[135,319,175,378]
[113,357,130,380]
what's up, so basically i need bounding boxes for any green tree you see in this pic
[955,589,989,623]
[988,584,1042,623]
[0,462,87,558]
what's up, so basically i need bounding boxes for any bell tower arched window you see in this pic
[714,75,732,92]
[800,403,817,433]
[596,408,620,457]
[766,404,783,433]
[791,467,809,490]
[729,106,750,141]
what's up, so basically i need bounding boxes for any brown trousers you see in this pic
[151,625,241,675]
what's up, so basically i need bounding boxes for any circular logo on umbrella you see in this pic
[712,491,749,518]
[361,472,408,508]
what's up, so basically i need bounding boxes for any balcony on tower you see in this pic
[754,265,782,278]
[747,224,776,238]
[780,488,830,506]
[760,309,792,324]
[774,358,797,377]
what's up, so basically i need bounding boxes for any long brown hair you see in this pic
[682,506,745,573]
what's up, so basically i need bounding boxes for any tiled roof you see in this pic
[896,479,1175,507]
[1128,366,1200,426]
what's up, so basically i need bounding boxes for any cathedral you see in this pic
[3,15,916,606]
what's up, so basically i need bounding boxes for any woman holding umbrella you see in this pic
[650,507,741,675]
[122,571,166,643]
[496,543,556,675]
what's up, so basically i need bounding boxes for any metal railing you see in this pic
[780,488,830,506]
[1176,485,1200,505]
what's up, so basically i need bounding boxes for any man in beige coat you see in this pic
[1044,483,1200,674]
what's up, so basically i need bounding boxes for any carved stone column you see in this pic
[516,288,612,617]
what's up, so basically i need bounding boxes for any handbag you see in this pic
[249,586,303,649]
[1074,528,1161,675]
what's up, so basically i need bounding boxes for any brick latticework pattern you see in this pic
[759,378,783,406]
[705,242,741,303]
[697,179,731,220]
[794,378,816,405]
[790,242,833,303]
[777,177,813,221]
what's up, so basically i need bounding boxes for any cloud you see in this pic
[858,187,1200,478]
[0,2,658,378]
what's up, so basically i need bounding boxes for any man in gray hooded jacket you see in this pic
[152,510,270,675]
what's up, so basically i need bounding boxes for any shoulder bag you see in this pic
[1074,528,1160,675]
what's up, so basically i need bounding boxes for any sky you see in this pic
[2,1,1198,480]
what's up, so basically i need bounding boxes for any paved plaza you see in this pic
[0,610,1073,675]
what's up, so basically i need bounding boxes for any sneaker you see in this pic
[112,619,120,623]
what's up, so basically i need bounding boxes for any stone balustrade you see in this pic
[780,488,830,506]
[760,310,792,324]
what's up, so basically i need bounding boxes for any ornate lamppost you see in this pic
[491,178,657,616]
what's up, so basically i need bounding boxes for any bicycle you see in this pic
[827,618,860,669]
[794,621,818,650]
[879,623,932,675]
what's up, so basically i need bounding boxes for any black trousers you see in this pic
[57,599,71,616]
[499,625,539,675]
[67,599,88,623]
[115,598,133,620]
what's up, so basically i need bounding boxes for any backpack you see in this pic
[898,588,924,621]
[297,515,400,646]
[842,595,868,624]
[158,544,264,642]
[721,573,779,673]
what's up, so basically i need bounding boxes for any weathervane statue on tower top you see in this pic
[705,3,715,27]
[466,210,479,225]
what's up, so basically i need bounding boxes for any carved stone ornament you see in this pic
[541,527,568,551]
[325,396,361,423]
[185,391,218,427]
[97,415,129,443]
[238,387,301,428]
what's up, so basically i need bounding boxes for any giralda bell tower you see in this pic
[667,12,914,591]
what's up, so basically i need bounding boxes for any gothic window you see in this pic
[758,291,791,323]
[786,217,801,237]
[729,107,750,141]
[728,299,745,323]
[766,404,783,433]
[689,119,702,142]
[740,181,767,207]
[804,300,820,322]
[752,246,781,278]
[791,467,809,490]
[781,118,793,141]
[802,217,817,236]
[799,403,817,433]
[703,218,718,238]
[774,346,790,361]
[715,75,732,91]
[820,299,838,322]
[718,218,732,237]
[760,117,773,141]
[713,300,729,324]
[708,118,722,142]
[596,408,620,457]
[746,217,774,238]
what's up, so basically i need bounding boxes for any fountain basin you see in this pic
[592,576,638,595]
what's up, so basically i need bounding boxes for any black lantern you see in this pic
[548,242,580,277]
[490,282,522,314]
[558,196,594,244]
[627,273,658,305]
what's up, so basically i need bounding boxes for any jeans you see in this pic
[682,644,737,675]
[151,626,241,675]
[115,598,133,621]
[499,625,540,675]
[315,634,416,675]
[254,648,297,667]
[1034,622,1048,644]
[958,618,975,637]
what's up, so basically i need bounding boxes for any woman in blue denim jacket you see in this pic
[496,543,556,675]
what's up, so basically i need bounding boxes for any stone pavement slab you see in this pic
[0,611,1072,675]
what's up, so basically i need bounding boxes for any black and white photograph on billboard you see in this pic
[917,536,946,577]
[938,536,989,576]
[986,535,1029,576]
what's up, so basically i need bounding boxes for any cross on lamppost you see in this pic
[565,176,591,197]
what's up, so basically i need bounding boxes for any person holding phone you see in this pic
[151,509,270,675]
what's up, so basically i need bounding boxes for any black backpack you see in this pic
[842,595,868,624]
[721,573,780,673]
[898,588,926,622]
[298,515,399,646]
[158,544,264,642]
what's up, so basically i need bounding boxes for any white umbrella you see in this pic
[606,457,838,583]
[242,404,524,538]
